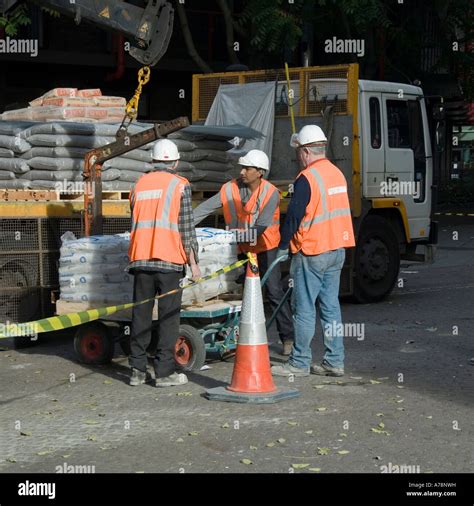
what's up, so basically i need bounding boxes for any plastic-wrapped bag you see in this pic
[60,232,130,253]
[0,158,30,173]
[0,134,32,153]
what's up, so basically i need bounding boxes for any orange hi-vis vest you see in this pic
[290,158,355,255]
[220,179,280,254]
[128,171,188,264]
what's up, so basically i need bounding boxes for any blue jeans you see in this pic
[289,248,346,370]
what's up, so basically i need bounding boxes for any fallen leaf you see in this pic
[405,340,415,344]
[176,391,192,397]
[277,438,286,444]
[83,420,99,425]
[86,435,97,441]
[370,380,381,385]
[62,455,70,458]
[240,459,253,465]
[135,471,145,474]
[188,431,199,436]
[316,407,327,412]
[100,447,109,450]
[376,413,384,417]
[176,438,184,443]
[36,451,52,456]
[337,450,350,455]
[349,376,362,380]
[98,413,106,417]
[371,427,391,436]
[313,385,325,389]
[396,399,404,403]
[20,431,32,437]
[425,327,437,332]
[304,430,314,435]
[249,446,258,450]
[317,447,330,455]
[50,399,58,402]
[377,377,389,380]
[287,421,299,426]
[292,463,310,469]
[309,467,321,472]
[103,380,113,385]
[397,407,405,411]
[266,442,275,447]
[221,423,230,429]
[378,422,385,429]
[339,433,347,438]
[6,457,16,463]
[397,386,404,389]
[426,416,433,419]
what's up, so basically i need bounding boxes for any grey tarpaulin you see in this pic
[205,82,275,174]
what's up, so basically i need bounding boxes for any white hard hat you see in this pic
[290,125,327,148]
[152,139,180,161]
[238,149,270,171]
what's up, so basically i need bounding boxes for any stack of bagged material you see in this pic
[59,232,133,305]
[168,130,240,190]
[58,228,242,306]
[0,119,257,191]
[182,227,242,305]
[0,88,126,123]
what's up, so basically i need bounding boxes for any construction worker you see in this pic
[271,125,355,378]
[126,139,201,387]
[193,149,294,355]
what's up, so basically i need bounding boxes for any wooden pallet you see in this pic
[0,189,58,201]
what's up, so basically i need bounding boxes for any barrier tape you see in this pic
[0,256,250,339]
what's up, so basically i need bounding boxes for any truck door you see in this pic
[382,94,431,240]
[361,93,385,197]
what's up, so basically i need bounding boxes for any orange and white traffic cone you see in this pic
[206,253,299,403]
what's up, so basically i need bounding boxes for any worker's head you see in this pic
[290,125,327,169]
[238,149,270,185]
[152,139,180,170]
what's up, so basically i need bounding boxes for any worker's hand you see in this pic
[275,248,289,261]
[190,263,202,281]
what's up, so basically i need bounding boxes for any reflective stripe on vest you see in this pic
[290,160,355,255]
[300,167,352,228]
[129,172,187,263]
[130,177,180,233]
[221,179,280,254]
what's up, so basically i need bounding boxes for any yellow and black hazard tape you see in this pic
[434,212,474,217]
[0,255,252,339]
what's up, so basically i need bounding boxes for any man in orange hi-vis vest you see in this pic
[126,139,201,388]
[271,125,355,378]
[193,149,294,356]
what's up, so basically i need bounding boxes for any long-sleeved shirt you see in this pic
[193,179,280,240]
[279,174,311,250]
[126,168,199,273]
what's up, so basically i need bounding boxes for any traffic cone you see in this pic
[206,253,299,404]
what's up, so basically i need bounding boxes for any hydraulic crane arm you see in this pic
[0,0,174,66]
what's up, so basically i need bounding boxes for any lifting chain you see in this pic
[116,66,151,138]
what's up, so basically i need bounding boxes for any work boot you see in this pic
[155,372,188,388]
[271,362,309,377]
[281,340,293,356]
[310,361,344,377]
[129,368,149,386]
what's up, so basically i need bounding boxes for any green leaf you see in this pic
[292,463,310,469]
[240,458,253,465]
[317,447,330,455]
[20,431,32,437]
[277,438,286,444]
[337,450,350,455]
[188,431,199,436]
[266,442,275,447]
[309,467,321,472]
[287,421,299,426]
[221,423,230,428]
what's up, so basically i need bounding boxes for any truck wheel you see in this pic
[353,215,400,303]
[74,322,114,365]
[175,325,206,372]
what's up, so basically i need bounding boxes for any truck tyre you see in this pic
[353,215,400,303]
[175,325,206,372]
